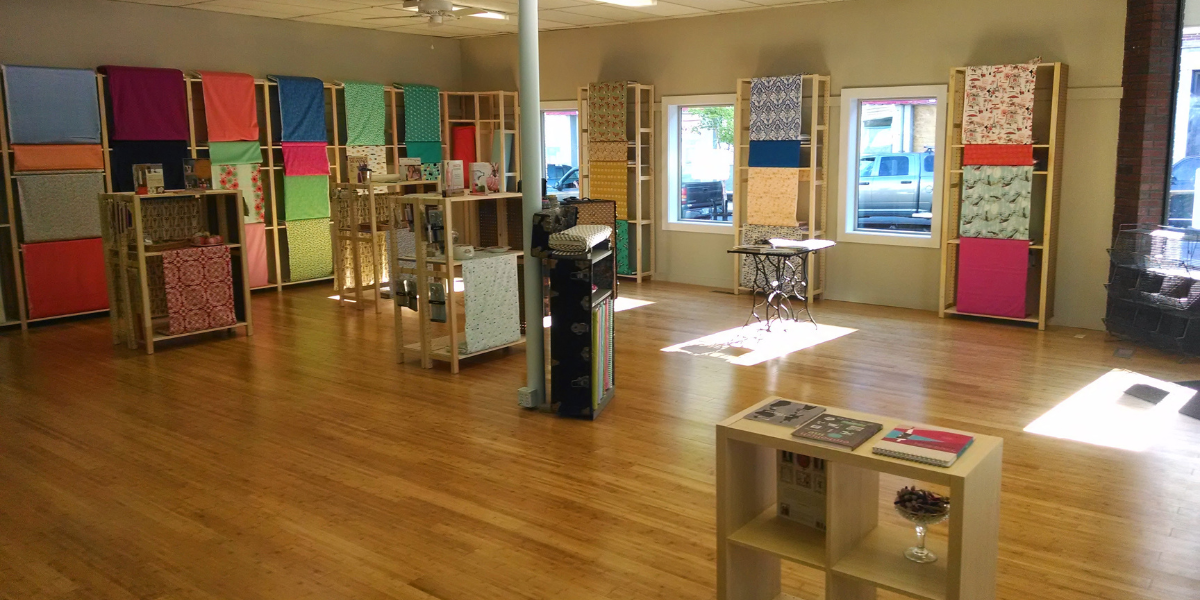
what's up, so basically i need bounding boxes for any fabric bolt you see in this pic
[345,146,389,192]
[956,237,1030,318]
[750,75,805,141]
[104,65,188,141]
[401,84,441,142]
[588,81,627,142]
[214,163,264,223]
[451,126,477,164]
[459,253,522,355]
[588,141,626,162]
[110,140,189,192]
[963,63,1037,145]
[615,219,631,275]
[588,161,628,219]
[281,142,330,176]
[208,140,262,165]
[739,224,809,290]
[748,140,803,168]
[198,71,258,142]
[12,144,104,172]
[421,162,441,182]
[15,172,106,242]
[244,222,270,288]
[283,175,330,220]
[962,144,1034,166]
[959,165,1032,240]
[272,75,327,143]
[286,217,333,281]
[406,141,443,166]
[549,224,612,254]
[746,167,800,227]
[22,238,108,319]
[161,245,237,335]
[566,199,617,293]
[2,65,102,145]
[343,81,386,147]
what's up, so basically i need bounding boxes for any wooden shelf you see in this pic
[153,321,247,342]
[831,523,947,600]
[727,506,826,569]
[942,306,1040,324]
[405,335,525,360]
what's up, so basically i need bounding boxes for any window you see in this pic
[838,85,947,247]
[1168,26,1200,230]
[663,94,736,233]
[540,102,579,196]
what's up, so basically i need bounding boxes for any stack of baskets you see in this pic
[1105,225,1200,355]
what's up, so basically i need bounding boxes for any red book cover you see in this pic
[878,427,973,455]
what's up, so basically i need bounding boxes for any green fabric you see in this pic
[344,81,386,147]
[208,140,261,165]
[401,84,441,142]
[616,219,631,275]
[406,141,443,165]
[283,175,330,220]
[287,217,333,281]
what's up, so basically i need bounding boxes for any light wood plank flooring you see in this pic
[1,281,1197,600]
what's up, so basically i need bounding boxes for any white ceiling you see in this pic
[111,0,845,38]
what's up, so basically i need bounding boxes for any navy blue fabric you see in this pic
[2,65,102,144]
[271,75,327,142]
[748,140,803,168]
[110,141,188,192]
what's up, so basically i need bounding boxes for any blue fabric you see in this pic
[271,75,326,142]
[405,141,443,165]
[748,140,803,168]
[2,65,101,144]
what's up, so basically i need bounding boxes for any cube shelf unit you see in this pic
[441,91,522,249]
[98,190,253,354]
[937,62,1068,331]
[717,397,1002,600]
[578,82,656,282]
[731,75,831,297]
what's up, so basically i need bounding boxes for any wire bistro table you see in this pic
[728,241,835,331]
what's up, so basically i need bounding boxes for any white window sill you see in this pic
[837,229,940,248]
[664,220,735,234]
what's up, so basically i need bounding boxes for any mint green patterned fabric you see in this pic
[616,219,631,275]
[283,175,330,220]
[406,141,443,165]
[208,140,261,165]
[959,166,1032,240]
[344,81,386,147]
[401,84,441,142]
[287,217,333,281]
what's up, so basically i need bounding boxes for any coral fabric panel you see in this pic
[162,245,237,335]
[962,144,1034,166]
[962,63,1037,145]
[451,126,477,164]
[746,167,800,227]
[244,223,270,288]
[23,238,109,319]
[199,71,259,142]
[104,65,188,141]
[956,237,1030,318]
[272,75,328,143]
[1,64,102,145]
[281,142,330,176]
[12,144,105,172]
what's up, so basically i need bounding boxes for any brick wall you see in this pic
[1112,0,1184,236]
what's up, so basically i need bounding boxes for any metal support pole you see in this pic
[518,0,545,408]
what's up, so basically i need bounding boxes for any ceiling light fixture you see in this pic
[467,11,508,19]
[595,0,658,6]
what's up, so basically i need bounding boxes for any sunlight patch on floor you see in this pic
[1024,369,1199,452]
[614,297,655,312]
[660,321,856,366]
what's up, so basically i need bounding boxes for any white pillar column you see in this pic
[518,0,545,408]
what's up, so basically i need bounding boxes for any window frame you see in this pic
[661,94,737,234]
[836,85,948,248]
[540,100,580,198]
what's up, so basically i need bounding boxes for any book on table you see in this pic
[743,399,825,427]
[790,414,883,450]
[871,426,975,467]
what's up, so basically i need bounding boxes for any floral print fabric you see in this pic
[588,81,627,142]
[959,166,1032,240]
[215,163,264,223]
[162,245,237,335]
[746,167,800,227]
[460,253,521,355]
[963,64,1036,145]
[750,75,804,141]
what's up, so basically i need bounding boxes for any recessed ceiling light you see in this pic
[595,0,658,6]
[468,11,508,19]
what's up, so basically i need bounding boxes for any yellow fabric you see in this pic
[746,167,800,227]
[588,141,627,162]
[588,161,628,219]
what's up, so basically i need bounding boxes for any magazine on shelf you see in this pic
[871,426,974,467]
[743,399,825,427]
[777,450,826,531]
[791,414,883,450]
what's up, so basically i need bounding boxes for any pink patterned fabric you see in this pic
[956,238,1029,318]
[281,141,330,176]
[162,245,237,335]
[962,64,1037,145]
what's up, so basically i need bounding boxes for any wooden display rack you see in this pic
[731,75,831,297]
[578,82,656,282]
[98,190,253,354]
[392,191,526,373]
[442,91,522,247]
[717,396,1002,600]
[938,63,1067,330]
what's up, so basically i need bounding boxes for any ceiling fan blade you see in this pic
[364,13,425,20]
[455,8,485,16]
[402,0,421,7]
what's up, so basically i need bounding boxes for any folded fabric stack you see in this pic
[746,75,805,227]
[400,83,443,181]
[549,224,613,254]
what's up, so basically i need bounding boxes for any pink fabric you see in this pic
[956,238,1030,318]
[104,65,188,141]
[281,142,329,176]
[245,223,270,288]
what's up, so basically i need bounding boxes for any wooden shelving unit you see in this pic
[441,91,521,248]
[578,82,656,282]
[938,63,1067,331]
[731,75,831,297]
[98,190,253,354]
[717,396,1003,600]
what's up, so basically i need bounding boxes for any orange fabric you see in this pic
[13,144,105,172]
[199,71,259,142]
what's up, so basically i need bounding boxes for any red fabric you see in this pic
[281,142,329,176]
[13,144,105,171]
[23,238,109,319]
[104,65,188,141]
[451,125,477,164]
[162,245,237,335]
[956,238,1030,318]
[199,71,259,142]
[244,223,270,288]
[962,144,1034,166]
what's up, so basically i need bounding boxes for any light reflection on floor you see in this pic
[660,321,856,366]
[1024,368,1199,452]
[542,296,655,327]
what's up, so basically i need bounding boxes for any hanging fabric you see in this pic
[198,71,259,142]
[22,238,108,319]
[746,167,800,227]
[460,253,521,354]
[103,65,188,141]
[401,84,441,142]
[271,75,327,143]
[588,81,627,142]
[109,140,189,192]
[343,81,387,147]
[12,144,104,172]
[161,245,238,335]
[283,175,331,220]
[962,63,1037,145]
[750,75,804,141]
[2,65,102,145]
[244,222,270,288]
[214,163,264,223]
[14,172,106,242]
[286,217,334,281]
[281,142,330,176]
[959,166,1032,240]
[956,238,1030,318]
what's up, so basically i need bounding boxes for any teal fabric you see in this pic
[401,84,441,142]
[209,140,261,165]
[344,81,386,147]
[405,141,443,165]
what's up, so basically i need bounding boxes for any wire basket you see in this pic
[1110,225,1200,273]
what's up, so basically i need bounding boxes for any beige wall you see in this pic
[0,0,463,88]
[461,0,1126,329]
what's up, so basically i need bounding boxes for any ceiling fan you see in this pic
[366,0,508,26]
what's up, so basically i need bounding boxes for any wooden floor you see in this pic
[1,280,1198,600]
